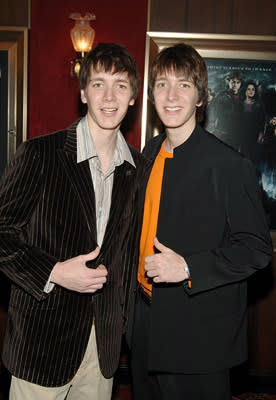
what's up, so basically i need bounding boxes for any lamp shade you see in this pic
[69,13,96,53]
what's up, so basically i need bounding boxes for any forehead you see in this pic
[89,65,130,80]
[155,67,193,81]
[230,78,241,83]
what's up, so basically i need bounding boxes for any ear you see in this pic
[196,100,203,107]
[129,98,135,106]
[80,89,87,104]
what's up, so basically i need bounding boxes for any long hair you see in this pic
[148,43,208,122]
[79,42,140,100]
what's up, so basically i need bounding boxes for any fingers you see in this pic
[90,275,107,284]
[146,267,165,283]
[90,264,107,278]
[96,264,108,273]
[80,283,104,293]
[82,272,107,293]
[82,284,104,293]
[75,271,107,293]
[153,237,170,253]
[84,246,101,260]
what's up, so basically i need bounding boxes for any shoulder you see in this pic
[197,130,259,192]
[198,126,255,171]
[127,144,150,170]
[27,127,69,148]
[142,133,165,159]
[199,127,239,157]
[18,120,78,155]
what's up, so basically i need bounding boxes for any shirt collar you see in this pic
[76,116,135,168]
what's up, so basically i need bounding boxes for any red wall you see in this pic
[28,0,148,149]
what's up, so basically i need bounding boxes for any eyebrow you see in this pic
[115,78,130,83]
[89,77,130,83]
[155,75,191,81]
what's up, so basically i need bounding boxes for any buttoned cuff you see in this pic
[44,272,55,293]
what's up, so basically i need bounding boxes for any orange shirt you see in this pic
[137,143,173,296]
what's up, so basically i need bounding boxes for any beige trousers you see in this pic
[9,325,113,400]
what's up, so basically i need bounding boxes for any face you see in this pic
[270,117,276,126]
[229,78,241,94]
[246,84,255,98]
[81,66,135,134]
[153,71,202,134]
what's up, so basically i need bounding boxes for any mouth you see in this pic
[164,106,182,112]
[101,107,118,114]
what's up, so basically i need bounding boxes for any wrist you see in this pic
[50,262,60,283]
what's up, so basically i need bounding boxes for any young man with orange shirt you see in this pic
[128,44,272,400]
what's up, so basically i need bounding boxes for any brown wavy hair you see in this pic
[148,43,208,122]
[79,42,140,100]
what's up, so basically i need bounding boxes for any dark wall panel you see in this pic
[0,0,30,27]
[186,0,234,33]
[150,0,188,32]
[150,0,276,35]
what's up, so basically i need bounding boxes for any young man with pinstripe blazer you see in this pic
[0,43,148,399]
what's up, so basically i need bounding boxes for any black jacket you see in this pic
[130,124,272,373]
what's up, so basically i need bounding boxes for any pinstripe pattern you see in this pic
[0,120,149,386]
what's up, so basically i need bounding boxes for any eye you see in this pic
[91,82,103,88]
[117,84,127,90]
[156,82,166,88]
[179,82,190,88]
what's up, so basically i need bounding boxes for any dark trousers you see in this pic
[131,293,232,400]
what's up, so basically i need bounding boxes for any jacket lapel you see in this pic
[56,123,97,237]
[100,162,136,254]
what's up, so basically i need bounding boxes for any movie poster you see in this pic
[203,58,276,229]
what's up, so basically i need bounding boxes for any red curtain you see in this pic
[28,0,148,149]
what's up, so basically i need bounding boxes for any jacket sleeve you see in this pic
[0,141,58,301]
[185,157,273,295]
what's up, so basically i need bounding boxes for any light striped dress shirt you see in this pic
[77,116,136,246]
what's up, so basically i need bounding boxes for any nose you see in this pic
[167,84,178,101]
[104,86,115,102]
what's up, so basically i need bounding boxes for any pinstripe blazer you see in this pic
[0,120,149,386]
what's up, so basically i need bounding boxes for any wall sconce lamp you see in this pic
[69,12,96,77]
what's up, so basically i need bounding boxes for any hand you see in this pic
[144,237,189,283]
[51,247,107,293]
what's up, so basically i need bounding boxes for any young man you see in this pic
[129,44,273,400]
[211,71,244,150]
[0,42,147,400]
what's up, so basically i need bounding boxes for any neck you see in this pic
[164,121,196,152]
[87,119,119,174]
